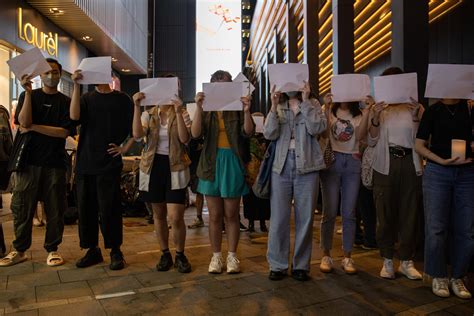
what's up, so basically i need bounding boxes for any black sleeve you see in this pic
[59,96,76,136]
[416,106,434,140]
[119,94,133,144]
[78,94,88,125]
[14,92,26,125]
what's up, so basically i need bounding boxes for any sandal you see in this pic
[47,251,64,267]
[0,251,27,267]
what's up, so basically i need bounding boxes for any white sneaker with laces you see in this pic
[450,278,472,299]
[380,258,395,279]
[398,260,422,280]
[320,256,333,273]
[226,254,240,274]
[341,257,357,274]
[208,255,224,274]
[432,278,450,298]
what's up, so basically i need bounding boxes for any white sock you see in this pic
[228,252,236,258]
[213,252,222,258]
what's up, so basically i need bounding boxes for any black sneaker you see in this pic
[110,250,125,270]
[269,270,287,281]
[174,254,192,273]
[76,247,104,268]
[156,252,173,271]
[292,269,310,282]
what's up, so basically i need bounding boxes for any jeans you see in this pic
[320,152,361,253]
[11,166,66,252]
[267,150,319,272]
[423,162,474,278]
[76,168,123,249]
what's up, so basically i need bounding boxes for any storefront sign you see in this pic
[17,7,58,57]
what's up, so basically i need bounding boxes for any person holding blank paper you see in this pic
[264,82,327,282]
[318,92,370,275]
[191,70,254,274]
[369,67,424,281]
[70,69,133,271]
[415,97,473,299]
[132,75,193,274]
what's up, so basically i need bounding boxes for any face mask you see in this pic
[285,91,298,98]
[42,74,60,88]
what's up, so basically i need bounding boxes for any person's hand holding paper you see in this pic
[139,78,179,106]
[331,74,370,102]
[202,82,246,111]
[76,56,112,85]
[7,47,51,80]
[374,73,418,104]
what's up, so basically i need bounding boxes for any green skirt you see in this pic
[197,148,249,198]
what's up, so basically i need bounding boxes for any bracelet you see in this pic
[371,118,380,127]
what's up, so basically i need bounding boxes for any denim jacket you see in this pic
[263,98,327,175]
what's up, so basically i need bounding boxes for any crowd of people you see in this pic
[0,58,472,301]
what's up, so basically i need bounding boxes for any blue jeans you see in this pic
[320,152,361,253]
[267,150,319,272]
[423,162,474,278]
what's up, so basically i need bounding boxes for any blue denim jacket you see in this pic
[263,99,327,175]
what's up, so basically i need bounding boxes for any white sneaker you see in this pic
[208,255,224,274]
[320,256,333,273]
[450,278,472,299]
[432,278,450,298]
[341,257,357,274]
[398,260,422,280]
[380,258,395,279]
[226,254,240,274]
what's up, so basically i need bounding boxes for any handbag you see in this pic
[323,139,336,168]
[7,132,31,173]
[361,146,375,189]
[252,141,276,199]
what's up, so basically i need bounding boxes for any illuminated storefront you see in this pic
[0,0,88,114]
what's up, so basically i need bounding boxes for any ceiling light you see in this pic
[49,7,64,15]
[82,35,93,41]
[121,68,131,73]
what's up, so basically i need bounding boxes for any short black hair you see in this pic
[46,58,62,73]
[210,70,232,82]
[381,67,403,76]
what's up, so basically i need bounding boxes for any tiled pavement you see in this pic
[0,194,472,315]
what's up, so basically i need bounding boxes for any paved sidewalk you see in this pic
[0,195,472,315]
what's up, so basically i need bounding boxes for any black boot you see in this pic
[110,249,125,270]
[76,247,104,268]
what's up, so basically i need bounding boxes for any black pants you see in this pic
[76,169,122,249]
[356,183,377,247]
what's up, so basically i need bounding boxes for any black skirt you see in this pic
[139,154,186,204]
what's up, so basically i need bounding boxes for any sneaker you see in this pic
[398,260,422,280]
[341,257,357,274]
[188,218,204,229]
[450,278,472,299]
[109,250,125,270]
[239,222,248,232]
[76,248,103,268]
[432,278,450,298]
[380,258,395,279]
[174,254,192,273]
[156,252,173,271]
[226,254,240,274]
[208,254,224,274]
[319,256,333,273]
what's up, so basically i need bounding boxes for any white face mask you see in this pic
[42,73,60,88]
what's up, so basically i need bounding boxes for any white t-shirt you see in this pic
[328,108,363,154]
[156,123,169,155]
[384,107,414,148]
